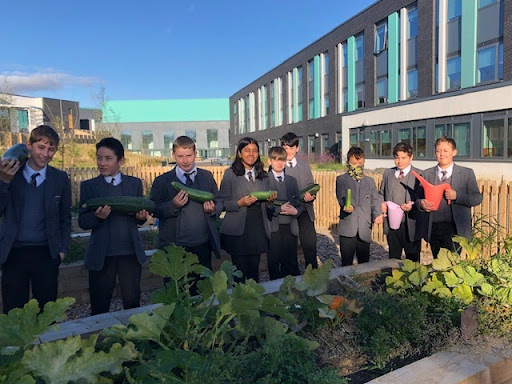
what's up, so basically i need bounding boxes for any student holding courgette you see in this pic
[150,136,221,283]
[78,137,149,315]
[219,137,276,282]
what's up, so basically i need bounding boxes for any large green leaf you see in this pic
[452,283,473,305]
[433,287,452,298]
[277,275,297,303]
[408,265,429,287]
[260,295,296,324]
[462,266,485,287]
[295,260,331,296]
[22,335,136,384]
[422,275,444,293]
[478,282,493,297]
[443,270,462,287]
[432,250,454,271]
[402,259,421,272]
[149,245,205,282]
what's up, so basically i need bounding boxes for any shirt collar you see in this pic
[23,163,47,183]
[287,157,297,167]
[271,169,284,181]
[176,166,197,184]
[437,163,454,178]
[104,172,122,186]
[395,165,412,177]
[245,167,255,180]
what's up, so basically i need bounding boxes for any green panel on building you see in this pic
[461,0,477,88]
[103,98,229,123]
[388,12,399,103]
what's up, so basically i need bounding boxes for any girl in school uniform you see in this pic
[219,137,275,282]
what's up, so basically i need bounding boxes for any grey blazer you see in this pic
[0,166,72,265]
[78,174,147,271]
[420,164,482,241]
[286,158,315,222]
[380,166,425,241]
[149,167,221,258]
[336,173,383,242]
[267,174,303,236]
[219,168,272,239]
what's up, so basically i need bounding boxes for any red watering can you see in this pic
[411,170,451,211]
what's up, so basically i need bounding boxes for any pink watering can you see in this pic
[411,170,451,211]
[385,201,404,230]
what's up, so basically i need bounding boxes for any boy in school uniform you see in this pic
[336,147,384,266]
[150,136,220,276]
[267,146,303,280]
[281,132,318,269]
[0,125,71,313]
[380,142,424,262]
[78,137,149,315]
[419,136,482,258]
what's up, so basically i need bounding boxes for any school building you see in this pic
[230,0,512,179]
[102,98,230,160]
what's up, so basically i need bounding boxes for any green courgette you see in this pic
[300,183,320,199]
[1,143,29,165]
[249,190,277,200]
[345,189,352,210]
[82,196,156,214]
[171,181,214,202]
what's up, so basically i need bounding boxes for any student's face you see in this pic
[26,139,57,171]
[96,146,124,176]
[394,151,413,170]
[435,141,457,169]
[238,143,259,169]
[269,157,286,173]
[348,156,365,168]
[282,144,299,161]
[173,147,196,172]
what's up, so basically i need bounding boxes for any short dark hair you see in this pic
[173,135,196,152]
[96,137,124,160]
[393,142,414,157]
[29,125,59,147]
[281,132,299,147]
[347,146,365,161]
[268,146,287,160]
[435,136,456,150]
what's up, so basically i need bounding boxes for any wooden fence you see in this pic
[67,166,512,245]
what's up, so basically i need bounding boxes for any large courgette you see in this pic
[249,190,277,200]
[171,181,214,202]
[300,183,320,199]
[345,189,352,210]
[1,143,29,165]
[82,196,156,214]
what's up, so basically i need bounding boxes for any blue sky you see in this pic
[1,1,374,108]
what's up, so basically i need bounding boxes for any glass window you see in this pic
[322,53,329,116]
[382,130,392,156]
[308,135,316,154]
[121,132,132,150]
[141,131,154,150]
[375,22,387,54]
[185,129,196,142]
[447,56,461,89]
[398,128,411,144]
[477,45,496,83]
[164,132,174,150]
[356,34,364,61]
[297,67,303,121]
[308,60,315,119]
[259,85,268,130]
[356,84,365,109]
[479,0,497,8]
[448,0,462,20]
[17,110,28,132]
[207,129,218,149]
[376,78,387,104]
[408,6,418,38]
[482,119,504,157]
[435,124,452,139]
[370,131,379,156]
[322,134,330,154]
[350,132,358,147]
[342,89,348,113]
[413,126,426,157]
[298,137,304,152]
[453,122,470,157]
[498,42,504,80]
[407,69,418,98]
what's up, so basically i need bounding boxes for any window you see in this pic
[322,52,329,116]
[233,102,238,135]
[376,78,387,105]
[259,85,268,131]
[238,98,246,134]
[413,126,426,157]
[207,129,218,148]
[288,67,303,123]
[322,134,330,155]
[407,69,418,98]
[271,78,282,127]
[370,129,392,157]
[447,56,461,89]
[308,59,315,119]
[482,119,504,157]
[408,6,418,38]
[248,92,255,132]
[185,129,196,142]
[448,0,462,20]
[141,131,154,150]
[342,44,348,113]
[308,135,316,154]
[164,131,174,150]
[479,0,497,8]
[435,124,452,139]
[478,45,497,83]
[375,22,387,54]
[17,110,28,132]
[121,132,132,150]
[355,34,365,109]
[398,128,411,144]
[349,128,365,149]
[297,67,303,121]
[356,84,365,109]
[453,122,470,157]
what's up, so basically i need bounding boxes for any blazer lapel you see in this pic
[13,171,26,220]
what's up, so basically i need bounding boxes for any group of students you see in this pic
[0,125,482,316]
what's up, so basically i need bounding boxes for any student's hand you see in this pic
[420,199,435,212]
[267,191,278,202]
[401,201,413,212]
[280,202,298,216]
[343,205,354,213]
[136,209,149,221]
[238,195,258,207]
[0,159,20,183]
[374,214,384,225]
[173,190,189,208]
[303,192,316,202]
[95,205,111,219]
[381,201,388,214]
[203,201,215,213]
[59,252,65,262]
[445,189,456,201]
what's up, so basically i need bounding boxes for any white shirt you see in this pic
[23,163,47,187]
[437,163,454,181]
[395,165,411,179]
[104,173,122,186]
[271,169,285,182]
[287,157,297,168]
[245,167,255,181]
[176,166,197,184]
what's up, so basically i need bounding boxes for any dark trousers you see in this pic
[298,211,318,269]
[267,225,299,280]
[339,235,370,266]
[231,254,261,283]
[1,246,60,314]
[183,242,212,295]
[89,254,141,316]
[430,222,457,258]
[387,222,421,262]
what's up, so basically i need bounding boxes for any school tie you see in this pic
[184,172,194,186]
[110,178,116,186]
[288,162,293,168]
[247,171,254,182]
[277,176,283,183]
[397,170,404,181]
[440,170,448,183]
[30,172,40,187]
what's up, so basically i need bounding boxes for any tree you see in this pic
[93,86,121,139]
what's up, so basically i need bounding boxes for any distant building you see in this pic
[230,0,512,179]
[102,98,230,159]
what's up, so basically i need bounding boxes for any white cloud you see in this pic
[0,71,99,93]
